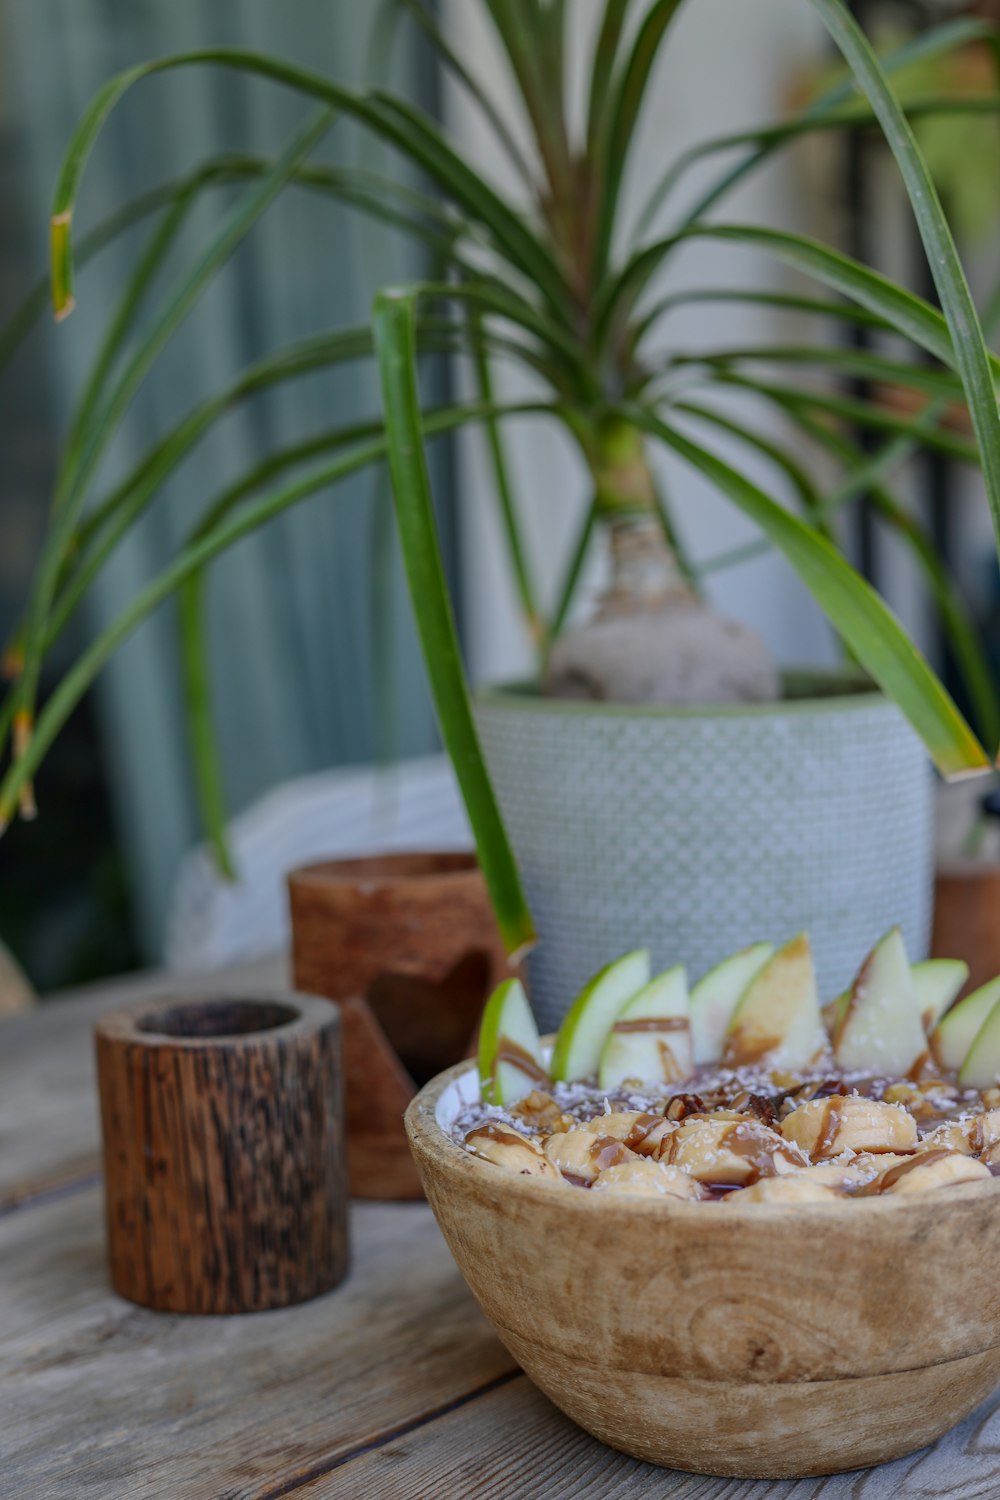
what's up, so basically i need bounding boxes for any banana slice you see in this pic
[543,1129,637,1183]
[580,1110,659,1141]
[780,1095,917,1159]
[968,1109,1000,1154]
[723,1174,840,1205]
[661,1118,805,1185]
[464,1122,563,1180]
[591,1159,702,1201]
[858,1148,992,1196]
[510,1090,575,1135]
[920,1121,975,1156]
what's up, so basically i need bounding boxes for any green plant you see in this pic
[2,1,1000,958]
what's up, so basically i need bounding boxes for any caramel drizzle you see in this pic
[856,1148,952,1196]
[494,1035,550,1087]
[720,1122,802,1185]
[467,1122,531,1150]
[613,1017,690,1033]
[813,1096,848,1159]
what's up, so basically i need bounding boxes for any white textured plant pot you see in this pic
[475,671,934,1034]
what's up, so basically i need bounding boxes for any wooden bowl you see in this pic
[406,1058,1000,1479]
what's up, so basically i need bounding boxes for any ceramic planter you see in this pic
[475,670,933,1031]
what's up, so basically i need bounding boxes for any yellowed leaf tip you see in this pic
[53,294,77,324]
[1,647,23,681]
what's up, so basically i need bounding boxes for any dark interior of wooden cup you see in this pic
[139,999,300,1039]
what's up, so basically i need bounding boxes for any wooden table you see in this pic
[4,962,1000,1499]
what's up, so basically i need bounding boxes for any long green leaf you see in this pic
[781,404,1000,750]
[546,499,597,645]
[640,93,1000,237]
[470,312,541,645]
[810,0,1000,609]
[641,18,1000,234]
[630,406,990,780]
[607,225,1000,378]
[586,0,632,154]
[12,108,334,805]
[591,0,685,285]
[50,48,569,319]
[708,369,978,465]
[374,287,535,958]
[383,0,536,185]
[0,397,539,828]
[676,344,965,402]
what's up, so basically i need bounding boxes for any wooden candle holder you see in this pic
[95,992,348,1314]
[288,852,511,1201]
[933,866,1000,995]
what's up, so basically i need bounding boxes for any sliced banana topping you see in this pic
[509,1090,576,1135]
[591,1159,702,1200]
[723,1174,840,1205]
[660,1117,805,1185]
[580,1110,658,1142]
[464,1122,563,1179]
[857,1148,992,1196]
[543,1130,637,1183]
[920,1120,975,1155]
[967,1109,1000,1154]
[780,1095,917,1158]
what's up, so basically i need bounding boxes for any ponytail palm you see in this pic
[3,0,1000,956]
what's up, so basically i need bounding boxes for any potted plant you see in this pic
[2,1,1000,1024]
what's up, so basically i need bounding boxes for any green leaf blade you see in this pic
[632,407,990,781]
[374,289,535,958]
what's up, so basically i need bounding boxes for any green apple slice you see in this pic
[551,949,651,1082]
[597,965,692,1091]
[911,958,969,1033]
[478,978,548,1106]
[958,995,1000,1088]
[931,974,1000,1073]
[689,942,774,1064]
[821,990,850,1038]
[723,932,826,1069]
[833,927,926,1076]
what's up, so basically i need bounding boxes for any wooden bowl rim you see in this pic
[406,1055,1000,1219]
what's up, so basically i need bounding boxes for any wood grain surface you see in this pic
[5,963,1000,1498]
[96,993,347,1313]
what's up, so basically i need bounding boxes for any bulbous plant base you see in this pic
[544,601,781,705]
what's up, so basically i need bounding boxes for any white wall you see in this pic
[442,0,847,685]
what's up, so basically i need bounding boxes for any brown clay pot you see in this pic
[406,1056,1000,1479]
[96,993,348,1314]
[288,852,510,1201]
[933,864,1000,995]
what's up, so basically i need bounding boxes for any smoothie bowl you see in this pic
[404,932,1000,1478]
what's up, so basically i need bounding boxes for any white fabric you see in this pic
[165,755,470,973]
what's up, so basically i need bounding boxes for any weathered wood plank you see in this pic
[0,955,286,1207]
[0,1188,515,1499]
[290,1368,1000,1500]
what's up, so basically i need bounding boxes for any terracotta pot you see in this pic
[933,865,1000,995]
[289,852,510,1201]
[406,1057,1000,1479]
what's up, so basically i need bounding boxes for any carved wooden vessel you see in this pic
[289,852,510,1200]
[95,992,348,1314]
[407,1056,1000,1479]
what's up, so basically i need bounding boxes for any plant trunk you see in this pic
[543,419,780,705]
